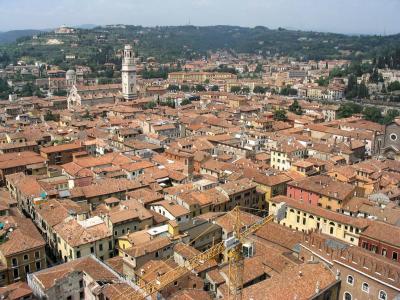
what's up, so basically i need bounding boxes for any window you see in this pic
[80,291,85,300]
[393,252,398,261]
[11,258,17,267]
[343,292,352,300]
[378,290,387,300]
[77,250,81,258]
[35,251,40,259]
[90,247,94,254]
[13,268,19,279]
[79,280,84,288]
[35,261,41,271]
[361,282,369,293]
[109,241,113,250]
[347,275,354,285]
[24,265,30,274]
[99,243,103,251]
[23,254,28,261]
[390,133,397,141]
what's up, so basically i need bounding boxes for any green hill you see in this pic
[0,25,399,67]
[0,29,44,44]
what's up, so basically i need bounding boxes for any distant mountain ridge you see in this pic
[0,29,44,44]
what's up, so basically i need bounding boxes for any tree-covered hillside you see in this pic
[0,25,399,65]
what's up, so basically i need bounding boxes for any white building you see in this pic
[121,44,137,100]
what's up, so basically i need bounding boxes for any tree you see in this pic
[180,98,192,106]
[33,86,45,98]
[195,84,206,92]
[167,84,180,92]
[357,81,369,98]
[211,85,219,91]
[363,106,382,123]
[255,64,263,73]
[280,85,297,96]
[144,101,157,109]
[388,81,400,92]
[241,86,250,94]
[382,109,399,125]
[44,110,60,122]
[346,74,358,99]
[53,89,68,96]
[160,98,175,108]
[0,78,12,99]
[337,102,363,118]
[317,76,329,87]
[253,86,266,94]
[181,85,190,92]
[20,83,34,97]
[273,109,288,121]
[231,86,241,94]
[369,68,383,83]
[381,84,387,94]
[289,99,303,115]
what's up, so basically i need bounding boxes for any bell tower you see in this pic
[121,44,137,100]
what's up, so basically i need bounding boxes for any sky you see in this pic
[0,0,399,35]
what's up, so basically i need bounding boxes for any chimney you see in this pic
[335,270,341,280]
[315,281,320,294]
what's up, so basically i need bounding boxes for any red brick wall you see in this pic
[359,236,400,263]
[287,185,320,206]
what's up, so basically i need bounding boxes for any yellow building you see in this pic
[168,72,237,83]
[268,196,369,246]
[270,142,307,171]
[0,215,46,286]
[53,217,113,262]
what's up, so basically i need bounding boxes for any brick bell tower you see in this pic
[121,44,137,100]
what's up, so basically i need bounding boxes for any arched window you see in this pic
[378,290,387,300]
[343,292,352,300]
[361,282,369,293]
[347,275,354,285]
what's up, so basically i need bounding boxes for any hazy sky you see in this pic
[0,0,399,35]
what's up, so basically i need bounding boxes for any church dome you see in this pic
[66,69,76,76]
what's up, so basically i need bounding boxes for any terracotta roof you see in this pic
[242,262,337,300]
[0,282,32,300]
[151,200,189,217]
[40,141,83,154]
[122,236,172,258]
[0,214,45,257]
[272,195,369,229]
[53,218,111,247]
[360,220,400,247]
[288,175,355,201]
[33,255,118,290]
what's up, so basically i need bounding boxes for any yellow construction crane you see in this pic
[125,202,287,300]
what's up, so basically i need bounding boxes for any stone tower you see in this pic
[121,44,137,100]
